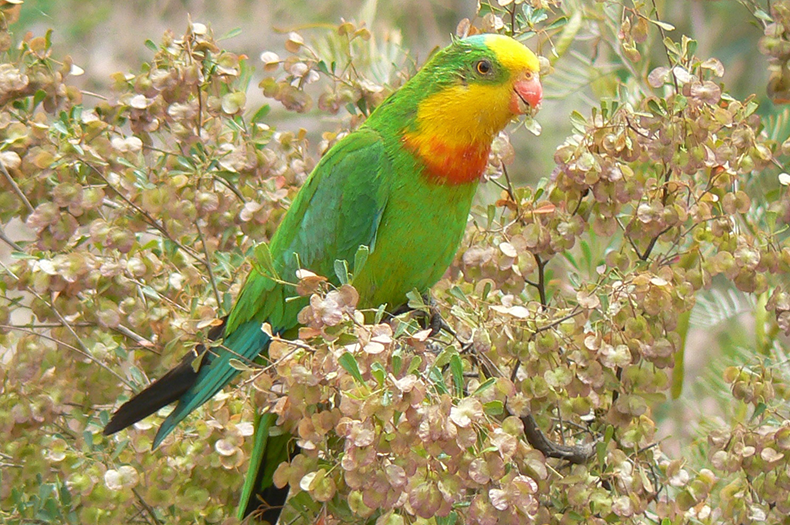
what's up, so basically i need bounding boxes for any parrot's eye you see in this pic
[475,59,492,75]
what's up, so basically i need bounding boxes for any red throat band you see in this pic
[403,135,490,185]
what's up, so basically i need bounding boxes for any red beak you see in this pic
[511,75,543,116]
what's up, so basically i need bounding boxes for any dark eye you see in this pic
[475,59,492,75]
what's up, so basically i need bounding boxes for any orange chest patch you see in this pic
[403,134,490,185]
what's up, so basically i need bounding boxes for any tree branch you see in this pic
[0,155,34,214]
[521,414,598,463]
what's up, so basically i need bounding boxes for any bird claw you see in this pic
[389,294,455,338]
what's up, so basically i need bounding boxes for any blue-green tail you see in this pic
[151,320,271,448]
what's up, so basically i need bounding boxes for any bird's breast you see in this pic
[352,178,478,310]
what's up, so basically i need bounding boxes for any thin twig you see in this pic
[0,156,34,214]
[532,307,584,334]
[0,227,22,251]
[527,253,548,307]
[195,220,222,307]
[85,162,205,262]
[132,488,163,525]
[1,324,133,388]
[477,337,598,462]
[113,324,157,351]
[501,163,518,209]
[212,174,247,202]
[80,90,108,101]
[648,0,680,92]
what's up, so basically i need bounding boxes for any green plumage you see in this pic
[104,34,535,522]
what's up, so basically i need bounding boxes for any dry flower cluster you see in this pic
[2,1,790,524]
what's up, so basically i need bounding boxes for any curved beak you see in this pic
[511,74,543,116]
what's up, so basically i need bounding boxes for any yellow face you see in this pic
[413,34,542,148]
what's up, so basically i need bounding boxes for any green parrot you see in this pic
[104,33,542,522]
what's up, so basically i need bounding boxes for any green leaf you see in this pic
[751,402,767,422]
[392,349,403,375]
[251,242,279,280]
[647,98,664,115]
[144,39,158,51]
[596,436,608,466]
[109,436,128,459]
[448,285,470,305]
[570,110,587,132]
[316,60,330,74]
[406,355,422,375]
[450,353,464,397]
[406,289,427,311]
[334,259,349,285]
[220,27,243,40]
[250,104,271,123]
[429,366,449,394]
[33,89,47,109]
[434,348,453,368]
[483,400,504,416]
[229,358,254,372]
[374,303,386,324]
[190,348,209,373]
[650,19,675,31]
[352,245,369,279]
[51,120,69,135]
[39,481,54,504]
[339,352,366,385]
[371,362,386,386]
[663,37,681,57]
[437,511,459,525]
[472,377,496,396]
[486,204,496,230]
[481,281,492,300]
[545,15,568,31]
[684,38,697,57]
[356,97,368,116]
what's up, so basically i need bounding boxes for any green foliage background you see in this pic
[2,0,790,524]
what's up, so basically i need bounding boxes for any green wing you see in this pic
[223,128,392,517]
[227,126,392,333]
[149,128,392,450]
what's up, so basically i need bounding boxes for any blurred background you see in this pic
[13,0,775,187]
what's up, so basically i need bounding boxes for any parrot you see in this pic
[103,33,542,522]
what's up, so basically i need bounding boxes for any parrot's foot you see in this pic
[424,301,453,338]
[390,294,454,338]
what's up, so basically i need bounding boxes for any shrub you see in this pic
[2,1,790,523]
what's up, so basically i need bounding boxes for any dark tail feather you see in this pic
[103,321,225,436]
[244,482,292,524]
[239,412,299,523]
[244,442,300,525]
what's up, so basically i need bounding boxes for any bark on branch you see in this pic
[521,414,597,464]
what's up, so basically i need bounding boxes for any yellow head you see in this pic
[376,34,542,184]
[412,34,542,147]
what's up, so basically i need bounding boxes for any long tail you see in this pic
[103,321,226,436]
[103,320,270,448]
[239,412,297,522]
[152,321,270,447]
[104,319,289,521]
